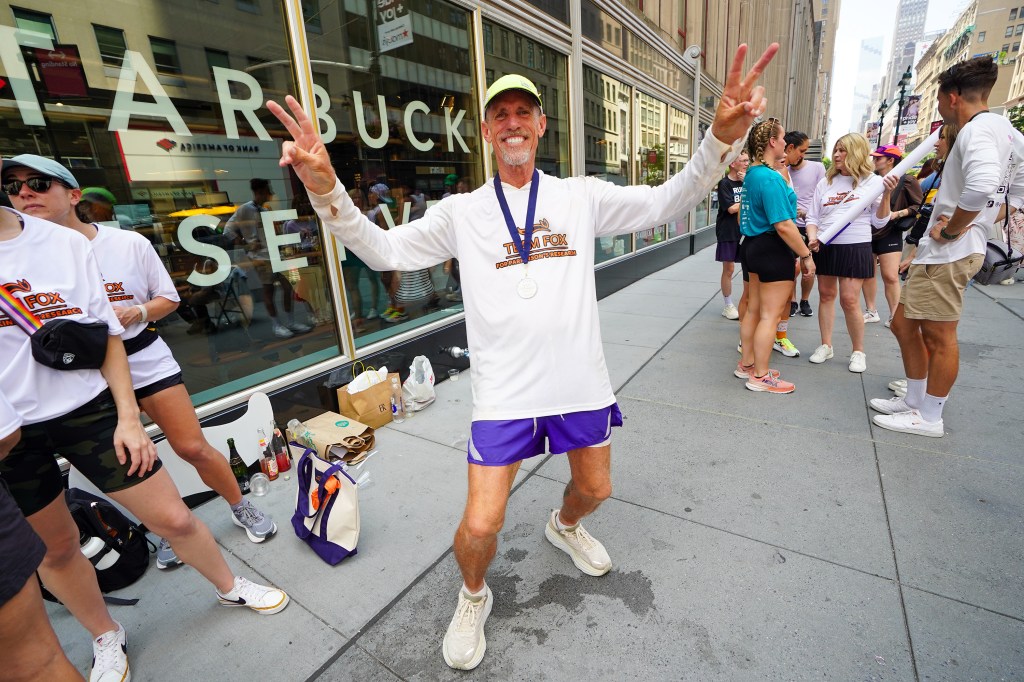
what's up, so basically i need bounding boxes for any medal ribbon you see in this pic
[494,169,540,271]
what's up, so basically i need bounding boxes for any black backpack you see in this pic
[41,488,153,605]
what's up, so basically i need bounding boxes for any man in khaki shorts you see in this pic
[869,55,1024,436]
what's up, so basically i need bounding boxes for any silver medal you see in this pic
[517,277,538,299]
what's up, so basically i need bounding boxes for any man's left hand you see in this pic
[710,43,780,145]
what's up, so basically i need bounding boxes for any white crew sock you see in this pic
[905,378,927,409]
[724,295,733,307]
[919,393,947,423]
[462,583,487,599]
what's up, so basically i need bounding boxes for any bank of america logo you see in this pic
[156,138,176,152]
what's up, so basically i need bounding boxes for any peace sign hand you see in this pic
[710,43,780,145]
[266,95,337,196]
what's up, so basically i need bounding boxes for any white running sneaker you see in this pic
[863,309,881,323]
[849,351,867,373]
[90,622,129,682]
[809,344,833,364]
[544,509,611,576]
[869,396,912,414]
[442,586,493,670]
[722,304,739,320]
[872,410,944,437]
[217,576,290,615]
[272,323,294,339]
[888,378,908,391]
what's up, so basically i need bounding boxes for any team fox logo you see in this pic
[2,279,31,294]
[516,218,551,236]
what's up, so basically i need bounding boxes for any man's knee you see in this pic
[148,504,197,541]
[38,523,83,571]
[921,322,958,351]
[571,477,612,503]
[460,510,505,540]
[171,436,213,463]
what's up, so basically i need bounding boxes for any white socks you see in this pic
[462,583,487,599]
[723,295,734,307]
[905,378,927,409]
[920,393,947,423]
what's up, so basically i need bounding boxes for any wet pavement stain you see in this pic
[504,548,528,563]
[511,626,549,645]
[488,570,656,619]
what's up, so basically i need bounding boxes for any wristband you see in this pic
[136,304,148,323]
[800,253,813,260]
[939,227,962,241]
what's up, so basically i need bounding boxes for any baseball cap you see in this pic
[80,187,117,205]
[1,154,79,188]
[483,74,543,112]
[870,145,903,160]
[443,173,459,187]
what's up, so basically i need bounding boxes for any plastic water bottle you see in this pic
[81,536,120,570]
[390,377,406,423]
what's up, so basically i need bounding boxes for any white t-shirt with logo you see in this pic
[915,113,1024,264]
[0,390,21,440]
[91,225,182,390]
[309,132,742,421]
[807,174,889,245]
[0,211,124,424]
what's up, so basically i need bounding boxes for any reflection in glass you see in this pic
[0,0,340,405]
[635,92,667,250]
[667,107,692,238]
[483,21,570,179]
[304,0,478,348]
[584,66,632,263]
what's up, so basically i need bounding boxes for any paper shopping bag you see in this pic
[302,411,376,464]
[337,372,398,429]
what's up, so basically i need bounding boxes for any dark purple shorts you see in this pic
[0,483,46,607]
[716,241,741,263]
[467,403,623,466]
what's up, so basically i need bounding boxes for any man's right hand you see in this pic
[266,96,337,196]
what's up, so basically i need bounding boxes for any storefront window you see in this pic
[666,106,692,239]
[581,0,626,59]
[521,0,568,24]
[483,21,570,179]
[634,91,667,250]
[584,65,632,264]
[303,0,478,348]
[1,0,340,405]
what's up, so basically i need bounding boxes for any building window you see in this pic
[1003,43,1011,54]
[205,47,230,80]
[482,23,493,54]
[1011,8,1018,21]
[1006,25,1014,38]
[1017,24,1024,35]
[149,37,182,75]
[301,0,321,32]
[236,0,260,13]
[979,31,986,42]
[93,24,127,68]
[246,56,271,88]
[12,7,57,40]
[1015,41,1021,53]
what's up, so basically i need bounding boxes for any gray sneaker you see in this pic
[231,500,277,543]
[156,537,183,570]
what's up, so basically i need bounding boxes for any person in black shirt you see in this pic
[715,151,748,319]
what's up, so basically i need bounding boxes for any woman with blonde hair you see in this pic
[806,133,897,372]
[737,119,816,393]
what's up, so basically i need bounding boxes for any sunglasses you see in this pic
[2,176,65,195]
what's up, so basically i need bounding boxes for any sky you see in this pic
[826,0,970,151]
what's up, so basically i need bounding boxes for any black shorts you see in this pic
[740,231,795,283]
[814,242,874,278]
[715,241,741,263]
[0,390,163,517]
[871,230,904,255]
[0,482,46,607]
[135,372,184,401]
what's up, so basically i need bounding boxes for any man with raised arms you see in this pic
[268,43,777,670]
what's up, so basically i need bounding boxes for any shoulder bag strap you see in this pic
[0,283,43,335]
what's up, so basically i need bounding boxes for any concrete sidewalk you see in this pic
[49,245,1024,681]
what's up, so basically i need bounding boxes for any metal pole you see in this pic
[877,107,885,147]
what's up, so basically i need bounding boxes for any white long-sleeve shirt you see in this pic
[915,112,1024,264]
[310,133,742,420]
[807,174,889,245]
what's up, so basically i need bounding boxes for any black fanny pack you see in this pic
[123,325,159,356]
[31,319,109,371]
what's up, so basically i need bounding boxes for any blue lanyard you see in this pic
[493,169,540,269]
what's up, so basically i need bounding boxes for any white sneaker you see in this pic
[217,576,290,615]
[869,396,912,414]
[849,351,867,373]
[544,509,611,576]
[809,344,833,364]
[872,410,944,437]
[864,309,881,323]
[442,586,493,670]
[722,304,739,320]
[287,322,313,334]
[888,379,908,392]
[273,323,294,338]
[90,622,129,682]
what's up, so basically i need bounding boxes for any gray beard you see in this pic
[498,147,531,167]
